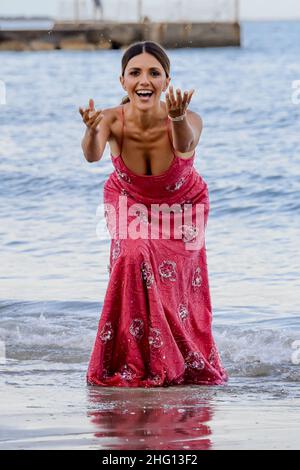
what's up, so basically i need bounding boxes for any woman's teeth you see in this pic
[136,92,153,100]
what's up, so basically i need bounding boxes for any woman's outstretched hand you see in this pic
[165,85,195,119]
[79,98,104,133]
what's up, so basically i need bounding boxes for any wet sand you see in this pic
[0,378,299,450]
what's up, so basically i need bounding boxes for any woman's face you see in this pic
[120,52,170,108]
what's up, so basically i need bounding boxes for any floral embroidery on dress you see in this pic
[135,208,149,225]
[185,351,205,371]
[116,168,132,184]
[141,261,155,288]
[104,203,113,225]
[179,224,199,243]
[208,345,219,366]
[129,318,144,340]
[120,364,136,381]
[158,260,177,282]
[178,303,189,321]
[192,266,202,287]
[150,374,162,385]
[149,327,164,349]
[112,239,121,260]
[165,176,186,192]
[99,321,114,343]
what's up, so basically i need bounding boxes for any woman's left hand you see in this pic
[165,85,195,119]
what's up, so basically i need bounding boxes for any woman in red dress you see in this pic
[79,41,228,387]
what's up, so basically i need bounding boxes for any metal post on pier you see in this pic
[234,0,240,23]
[74,0,79,23]
[137,0,143,23]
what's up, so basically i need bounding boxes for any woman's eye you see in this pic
[130,71,159,76]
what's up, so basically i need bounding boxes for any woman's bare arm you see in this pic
[165,86,202,153]
[170,111,203,153]
[81,113,111,162]
[79,99,112,163]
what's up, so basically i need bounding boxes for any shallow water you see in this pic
[0,21,300,449]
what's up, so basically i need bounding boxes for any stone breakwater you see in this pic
[0,21,240,51]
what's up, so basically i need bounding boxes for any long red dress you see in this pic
[86,105,228,387]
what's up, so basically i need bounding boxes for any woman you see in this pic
[79,41,228,387]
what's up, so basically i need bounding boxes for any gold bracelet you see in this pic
[168,112,186,121]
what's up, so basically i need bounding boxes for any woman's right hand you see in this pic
[79,98,104,133]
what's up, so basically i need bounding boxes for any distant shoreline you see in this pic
[0,16,54,21]
[1,17,300,23]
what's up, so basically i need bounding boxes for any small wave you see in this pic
[215,326,300,382]
[0,301,299,382]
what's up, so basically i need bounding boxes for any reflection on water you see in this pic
[86,385,216,450]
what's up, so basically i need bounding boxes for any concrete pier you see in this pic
[0,20,240,51]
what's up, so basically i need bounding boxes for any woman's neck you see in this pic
[126,101,166,130]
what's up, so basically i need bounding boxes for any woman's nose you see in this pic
[139,74,151,84]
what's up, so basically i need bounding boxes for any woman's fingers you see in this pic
[187,89,195,104]
[79,99,96,119]
[79,106,88,118]
[79,103,103,127]
[86,110,102,126]
[80,107,89,119]
[86,109,97,122]
[176,88,182,107]
[169,85,176,105]
[168,85,194,108]
[90,113,104,130]
[89,98,95,111]
[182,90,189,108]
[165,92,171,109]
[165,87,195,116]
[83,109,92,122]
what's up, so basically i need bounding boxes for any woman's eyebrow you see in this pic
[128,67,160,70]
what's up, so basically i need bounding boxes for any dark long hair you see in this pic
[120,41,170,104]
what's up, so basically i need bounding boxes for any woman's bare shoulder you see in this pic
[100,106,122,143]
[103,106,123,150]
[186,108,203,126]
[102,105,122,124]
